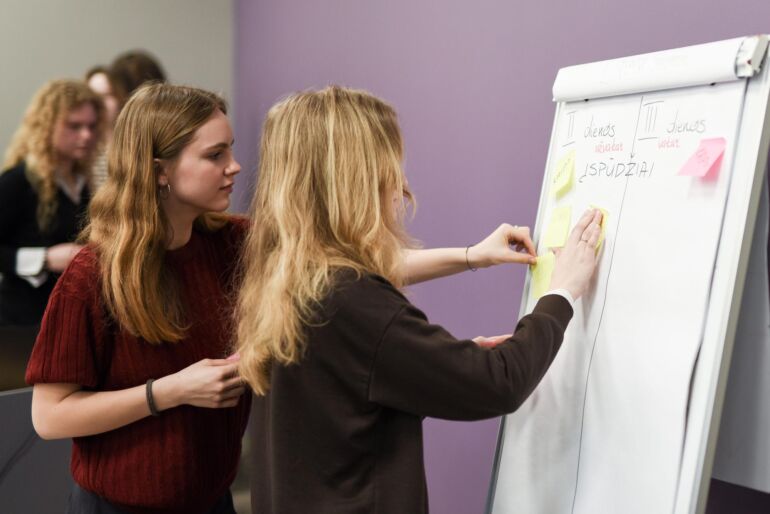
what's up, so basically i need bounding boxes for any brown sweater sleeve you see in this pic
[368,292,573,421]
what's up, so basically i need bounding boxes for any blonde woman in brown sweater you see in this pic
[236,86,602,513]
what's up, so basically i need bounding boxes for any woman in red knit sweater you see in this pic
[26,84,248,513]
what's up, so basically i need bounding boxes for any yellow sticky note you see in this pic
[542,205,572,249]
[590,204,609,251]
[530,251,555,300]
[552,150,576,198]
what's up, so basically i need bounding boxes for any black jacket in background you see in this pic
[0,162,89,325]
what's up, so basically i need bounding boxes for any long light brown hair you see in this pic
[82,83,229,343]
[237,86,414,394]
[3,80,104,231]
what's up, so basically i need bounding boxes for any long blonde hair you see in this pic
[3,80,104,231]
[237,86,414,394]
[82,83,229,343]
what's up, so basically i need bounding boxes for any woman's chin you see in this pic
[211,199,231,212]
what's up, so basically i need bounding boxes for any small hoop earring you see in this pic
[159,183,171,200]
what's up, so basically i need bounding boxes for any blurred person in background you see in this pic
[0,80,103,325]
[110,49,167,106]
[85,66,119,190]
[85,51,166,191]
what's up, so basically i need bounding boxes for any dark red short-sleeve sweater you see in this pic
[25,218,251,514]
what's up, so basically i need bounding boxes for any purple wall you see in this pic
[233,2,770,512]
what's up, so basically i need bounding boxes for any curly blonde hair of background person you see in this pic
[236,86,415,395]
[81,83,229,343]
[3,80,105,231]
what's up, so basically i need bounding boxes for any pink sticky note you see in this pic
[679,137,726,179]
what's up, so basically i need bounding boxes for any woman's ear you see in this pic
[154,158,168,187]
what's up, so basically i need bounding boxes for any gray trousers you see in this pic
[65,484,237,514]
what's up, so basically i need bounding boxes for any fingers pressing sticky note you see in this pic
[542,206,572,248]
[552,150,576,198]
[530,251,555,300]
[679,137,726,180]
[590,205,609,251]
